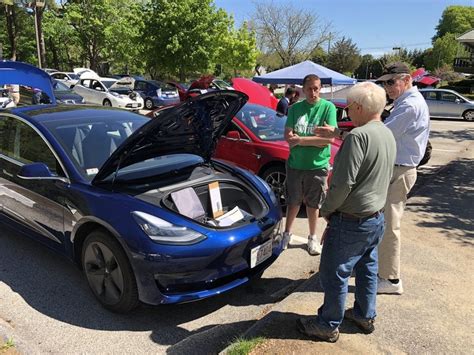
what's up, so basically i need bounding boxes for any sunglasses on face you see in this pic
[383,79,398,87]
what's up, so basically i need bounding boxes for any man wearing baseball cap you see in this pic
[375,62,430,294]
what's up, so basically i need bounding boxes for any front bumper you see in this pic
[130,218,284,305]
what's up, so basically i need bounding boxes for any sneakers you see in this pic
[377,277,404,295]
[344,308,375,334]
[296,317,339,343]
[282,231,292,250]
[307,235,322,255]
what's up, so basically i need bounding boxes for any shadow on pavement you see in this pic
[0,226,303,347]
[408,158,473,246]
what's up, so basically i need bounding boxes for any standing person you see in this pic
[282,74,337,255]
[297,82,396,342]
[276,87,296,115]
[6,84,20,105]
[289,89,300,106]
[312,63,430,294]
[375,62,430,294]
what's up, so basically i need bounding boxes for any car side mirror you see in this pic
[17,162,66,182]
[226,130,241,140]
[455,98,461,103]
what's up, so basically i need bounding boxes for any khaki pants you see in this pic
[378,166,417,279]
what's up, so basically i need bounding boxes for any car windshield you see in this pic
[67,73,79,80]
[53,80,71,92]
[236,103,286,141]
[43,112,205,183]
[102,80,116,89]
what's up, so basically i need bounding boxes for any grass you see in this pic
[225,336,266,355]
[0,338,15,352]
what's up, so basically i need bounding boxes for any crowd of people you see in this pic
[281,62,430,342]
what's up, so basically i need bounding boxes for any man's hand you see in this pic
[288,134,301,148]
[314,123,337,138]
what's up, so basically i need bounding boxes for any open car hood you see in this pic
[0,61,56,104]
[109,77,135,91]
[93,90,248,184]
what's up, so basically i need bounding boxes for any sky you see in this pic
[214,0,474,57]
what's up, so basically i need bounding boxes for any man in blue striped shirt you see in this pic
[376,62,430,295]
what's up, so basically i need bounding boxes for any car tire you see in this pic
[82,230,139,313]
[261,165,287,207]
[103,99,112,107]
[144,98,154,110]
[463,110,474,121]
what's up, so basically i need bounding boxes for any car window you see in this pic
[423,91,438,100]
[135,81,147,91]
[52,73,66,80]
[440,92,457,102]
[236,104,286,141]
[0,116,59,174]
[81,79,92,88]
[92,80,105,91]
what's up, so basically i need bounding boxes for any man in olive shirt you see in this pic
[283,74,336,255]
[297,82,396,342]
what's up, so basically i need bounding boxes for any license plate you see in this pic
[250,239,272,268]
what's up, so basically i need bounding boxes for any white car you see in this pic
[50,71,80,88]
[73,76,144,110]
[0,87,16,109]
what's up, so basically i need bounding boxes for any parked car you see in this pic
[0,87,16,109]
[0,61,284,313]
[166,81,190,101]
[133,79,180,109]
[420,88,474,121]
[185,75,234,100]
[73,76,144,110]
[50,71,80,88]
[23,80,85,105]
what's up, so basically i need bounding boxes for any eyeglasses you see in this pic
[344,101,356,114]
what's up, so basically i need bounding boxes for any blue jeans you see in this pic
[317,212,385,330]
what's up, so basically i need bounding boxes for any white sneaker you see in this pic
[307,235,322,255]
[377,277,403,295]
[282,231,292,250]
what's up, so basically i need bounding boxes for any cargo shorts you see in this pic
[285,164,328,209]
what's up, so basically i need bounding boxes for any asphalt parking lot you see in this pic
[0,119,472,354]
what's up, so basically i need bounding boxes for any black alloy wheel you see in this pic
[82,230,138,313]
[144,98,154,110]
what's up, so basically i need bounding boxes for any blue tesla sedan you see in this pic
[0,61,284,312]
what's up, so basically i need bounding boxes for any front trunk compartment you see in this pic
[136,166,268,227]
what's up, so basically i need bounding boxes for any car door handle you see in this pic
[2,169,13,177]
[252,153,261,159]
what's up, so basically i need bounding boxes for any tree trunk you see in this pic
[38,7,47,68]
[5,5,17,60]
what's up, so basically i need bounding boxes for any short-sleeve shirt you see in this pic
[285,98,337,170]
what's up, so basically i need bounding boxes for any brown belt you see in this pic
[335,209,384,221]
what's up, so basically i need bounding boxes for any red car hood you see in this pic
[231,78,278,110]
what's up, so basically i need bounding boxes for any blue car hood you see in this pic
[93,90,248,184]
[0,61,56,104]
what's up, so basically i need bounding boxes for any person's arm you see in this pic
[319,134,364,217]
[384,103,414,139]
[291,135,334,147]
[284,106,296,143]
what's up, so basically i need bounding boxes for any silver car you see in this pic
[420,89,474,121]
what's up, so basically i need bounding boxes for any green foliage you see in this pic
[327,37,361,74]
[433,5,474,42]
[0,337,15,351]
[218,21,258,77]
[424,33,458,70]
[144,0,233,80]
[226,337,265,355]
[310,46,328,66]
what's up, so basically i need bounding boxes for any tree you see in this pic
[253,1,334,67]
[217,21,258,77]
[433,5,474,42]
[144,0,232,81]
[354,54,381,80]
[424,33,458,70]
[326,37,360,75]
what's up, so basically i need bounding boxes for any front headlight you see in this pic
[110,91,120,97]
[132,211,206,245]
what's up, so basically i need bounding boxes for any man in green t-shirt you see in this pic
[282,74,337,255]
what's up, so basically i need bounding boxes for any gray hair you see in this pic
[346,82,387,115]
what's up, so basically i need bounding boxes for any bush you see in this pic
[440,79,474,94]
